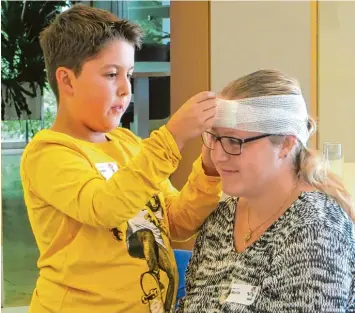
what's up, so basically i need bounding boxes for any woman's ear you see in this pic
[279,136,297,159]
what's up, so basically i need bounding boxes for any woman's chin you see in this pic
[221,180,245,197]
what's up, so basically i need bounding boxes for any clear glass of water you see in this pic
[323,142,344,178]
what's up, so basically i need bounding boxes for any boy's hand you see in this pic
[166,91,216,151]
[201,144,219,177]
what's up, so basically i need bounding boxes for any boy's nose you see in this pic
[117,77,131,97]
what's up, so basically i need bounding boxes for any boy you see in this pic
[20,4,221,313]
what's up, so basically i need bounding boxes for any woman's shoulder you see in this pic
[287,191,355,244]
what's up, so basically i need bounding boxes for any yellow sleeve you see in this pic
[163,156,222,241]
[21,126,181,228]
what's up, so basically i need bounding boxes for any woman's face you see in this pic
[210,127,286,197]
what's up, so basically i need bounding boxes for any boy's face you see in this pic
[68,39,134,133]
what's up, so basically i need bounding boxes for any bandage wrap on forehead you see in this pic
[214,95,310,146]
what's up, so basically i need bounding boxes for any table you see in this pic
[132,62,170,138]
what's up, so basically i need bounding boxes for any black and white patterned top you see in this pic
[176,191,355,313]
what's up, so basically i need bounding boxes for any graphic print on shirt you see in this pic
[111,195,175,313]
[95,161,175,313]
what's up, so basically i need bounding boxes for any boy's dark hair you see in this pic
[40,4,143,101]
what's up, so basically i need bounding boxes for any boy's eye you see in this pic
[127,73,133,80]
[106,73,117,78]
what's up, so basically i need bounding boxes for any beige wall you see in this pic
[318,1,355,162]
[210,1,312,113]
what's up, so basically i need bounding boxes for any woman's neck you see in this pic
[244,172,300,222]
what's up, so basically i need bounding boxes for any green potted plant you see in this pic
[1,0,68,120]
[135,17,170,62]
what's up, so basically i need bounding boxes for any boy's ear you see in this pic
[56,67,75,96]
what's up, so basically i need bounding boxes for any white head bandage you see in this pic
[214,95,310,146]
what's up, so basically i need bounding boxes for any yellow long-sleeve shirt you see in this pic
[20,125,221,313]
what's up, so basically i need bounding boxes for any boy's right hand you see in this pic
[166,91,217,151]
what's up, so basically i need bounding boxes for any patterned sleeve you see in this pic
[175,217,206,313]
[261,224,354,313]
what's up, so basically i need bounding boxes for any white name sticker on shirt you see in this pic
[225,283,260,306]
[95,162,119,180]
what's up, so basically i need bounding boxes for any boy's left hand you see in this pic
[201,145,219,177]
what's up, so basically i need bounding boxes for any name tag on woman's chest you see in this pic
[225,282,260,305]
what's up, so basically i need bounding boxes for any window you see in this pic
[1,88,57,307]
[127,1,170,46]
[1,87,57,146]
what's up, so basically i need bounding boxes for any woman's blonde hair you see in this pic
[221,69,354,220]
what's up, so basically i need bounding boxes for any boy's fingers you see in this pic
[191,91,216,103]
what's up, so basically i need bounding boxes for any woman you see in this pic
[176,69,355,313]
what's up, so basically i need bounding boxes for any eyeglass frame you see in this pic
[202,131,272,156]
